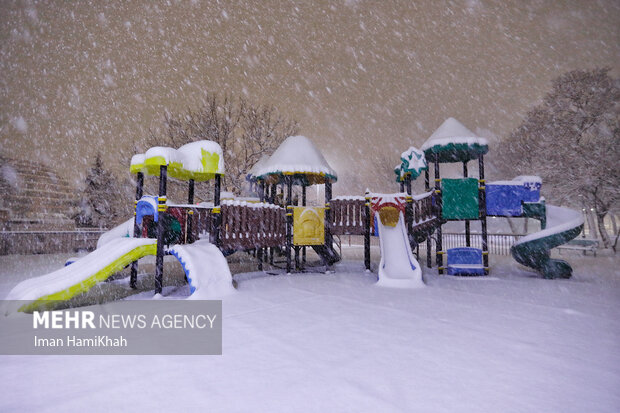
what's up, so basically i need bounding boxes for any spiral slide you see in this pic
[5,238,157,313]
[511,205,584,279]
[376,213,425,288]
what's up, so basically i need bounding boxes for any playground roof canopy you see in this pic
[130,140,225,181]
[396,146,428,182]
[246,154,270,183]
[252,135,338,185]
[421,118,488,163]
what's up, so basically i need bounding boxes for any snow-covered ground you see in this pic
[0,247,618,413]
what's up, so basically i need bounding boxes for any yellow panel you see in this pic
[130,163,144,174]
[293,207,325,246]
[201,149,220,174]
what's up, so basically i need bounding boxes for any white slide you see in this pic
[169,240,236,299]
[376,213,425,288]
[5,238,157,313]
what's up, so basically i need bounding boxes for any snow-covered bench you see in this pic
[556,238,599,257]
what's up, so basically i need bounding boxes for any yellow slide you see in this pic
[5,238,157,313]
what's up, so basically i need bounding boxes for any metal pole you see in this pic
[425,169,431,268]
[405,174,415,252]
[187,179,195,244]
[324,180,332,270]
[302,184,307,267]
[463,162,471,247]
[130,171,144,289]
[213,174,221,248]
[155,165,167,294]
[285,176,293,273]
[435,159,443,274]
[479,155,489,275]
[364,191,371,271]
[259,179,265,202]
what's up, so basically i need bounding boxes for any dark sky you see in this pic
[1,0,618,195]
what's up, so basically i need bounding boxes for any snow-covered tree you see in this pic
[74,154,129,228]
[148,92,299,195]
[496,68,619,247]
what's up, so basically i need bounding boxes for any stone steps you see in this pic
[0,157,58,173]
[1,155,79,231]
[5,190,78,202]
[2,216,78,231]
[22,181,76,193]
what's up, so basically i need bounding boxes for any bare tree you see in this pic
[146,92,299,195]
[496,68,619,247]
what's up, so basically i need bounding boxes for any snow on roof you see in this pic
[177,140,225,174]
[130,140,224,181]
[247,154,271,181]
[253,135,337,184]
[514,175,542,184]
[421,118,489,163]
[421,117,488,149]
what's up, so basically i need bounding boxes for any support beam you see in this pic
[324,180,333,271]
[187,179,195,244]
[434,160,443,274]
[259,179,265,202]
[463,162,471,247]
[285,175,293,273]
[213,174,222,248]
[364,191,371,271]
[302,184,307,267]
[479,155,489,275]
[130,171,144,289]
[425,169,431,268]
[155,165,167,295]
[258,178,266,271]
[405,173,415,252]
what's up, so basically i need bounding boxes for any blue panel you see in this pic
[520,181,541,202]
[447,247,484,275]
[486,184,523,216]
[447,247,483,265]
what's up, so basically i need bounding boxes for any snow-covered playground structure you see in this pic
[6,120,585,312]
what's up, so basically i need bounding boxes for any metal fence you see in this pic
[418,232,524,256]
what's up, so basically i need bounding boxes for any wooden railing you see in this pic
[331,198,366,235]
[220,202,286,250]
[330,193,438,237]
[411,193,434,224]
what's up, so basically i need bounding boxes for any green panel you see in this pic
[522,201,546,229]
[442,178,479,220]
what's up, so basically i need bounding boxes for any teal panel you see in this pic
[442,178,479,220]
